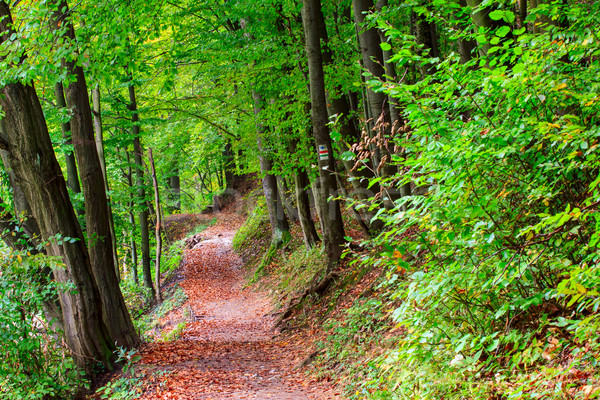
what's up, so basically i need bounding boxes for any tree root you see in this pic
[274,271,340,330]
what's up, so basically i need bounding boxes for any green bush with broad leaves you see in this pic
[340,2,600,398]
[0,250,84,399]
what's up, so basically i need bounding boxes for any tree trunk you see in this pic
[302,0,346,269]
[223,139,236,190]
[0,2,116,369]
[168,171,181,212]
[124,150,139,284]
[457,0,477,64]
[0,149,42,240]
[54,0,137,348]
[466,0,499,56]
[294,169,320,250]
[277,176,299,223]
[411,5,441,76]
[128,211,139,283]
[149,148,163,304]
[353,0,389,135]
[54,81,81,196]
[128,83,154,296]
[253,92,290,246]
[92,84,120,280]
[312,2,377,207]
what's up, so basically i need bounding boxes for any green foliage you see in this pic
[161,241,184,275]
[95,347,143,400]
[134,285,188,340]
[232,199,269,253]
[336,1,600,398]
[120,280,154,320]
[0,251,85,399]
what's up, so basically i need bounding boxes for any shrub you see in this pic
[0,251,84,399]
[347,2,600,398]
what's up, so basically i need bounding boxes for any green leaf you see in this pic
[380,42,392,52]
[496,26,511,38]
[513,63,525,73]
[489,10,504,20]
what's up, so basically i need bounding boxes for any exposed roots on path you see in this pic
[135,211,342,399]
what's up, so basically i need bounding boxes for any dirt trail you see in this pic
[137,212,341,399]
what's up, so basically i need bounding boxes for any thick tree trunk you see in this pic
[92,84,120,280]
[0,149,42,240]
[54,81,81,196]
[311,3,377,207]
[128,83,154,296]
[302,0,346,269]
[55,0,137,348]
[149,149,162,304]
[294,169,320,250]
[0,2,115,368]
[466,0,499,56]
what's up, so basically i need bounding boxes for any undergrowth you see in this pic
[312,3,600,399]
[0,249,85,399]
[134,285,188,340]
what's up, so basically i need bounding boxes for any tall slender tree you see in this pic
[129,82,154,295]
[52,0,137,347]
[92,84,120,280]
[302,0,346,269]
[253,92,291,247]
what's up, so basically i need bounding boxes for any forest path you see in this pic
[136,211,341,400]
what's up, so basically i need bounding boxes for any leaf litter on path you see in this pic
[136,211,343,399]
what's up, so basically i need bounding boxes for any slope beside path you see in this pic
[136,211,342,400]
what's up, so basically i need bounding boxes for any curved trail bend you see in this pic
[137,212,341,400]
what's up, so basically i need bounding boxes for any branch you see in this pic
[154,106,241,140]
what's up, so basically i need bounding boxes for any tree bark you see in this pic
[168,172,181,212]
[0,149,42,240]
[124,150,139,284]
[0,2,116,369]
[312,4,377,210]
[253,93,291,246]
[294,169,320,250]
[92,84,120,280]
[353,0,389,137]
[411,5,441,76]
[302,0,346,269]
[54,0,137,348]
[54,81,81,196]
[149,148,163,304]
[457,0,477,64]
[277,176,299,223]
[128,83,154,296]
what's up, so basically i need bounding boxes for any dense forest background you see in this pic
[0,0,599,398]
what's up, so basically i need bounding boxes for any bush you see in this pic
[346,3,600,398]
[0,251,84,399]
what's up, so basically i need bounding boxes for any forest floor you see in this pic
[132,210,343,400]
